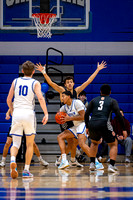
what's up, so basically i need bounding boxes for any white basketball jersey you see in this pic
[13,77,38,110]
[60,99,85,126]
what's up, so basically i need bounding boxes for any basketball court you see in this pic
[0,162,133,199]
[0,1,133,199]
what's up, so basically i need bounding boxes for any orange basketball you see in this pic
[55,112,67,124]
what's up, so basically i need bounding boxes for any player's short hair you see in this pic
[120,108,124,113]
[100,84,111,95]
[62,90,73,98]
[22,61,35,76]
[63,76,75,84]
[79,90,86,97]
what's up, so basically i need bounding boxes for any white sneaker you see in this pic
[0,160,6,167]
[40,159,49,167]
[69,159,83,167]
[108,164,118,173]
[58,160,70,170]
[95,161,104,170]
[125,157,130,163]
[89,162,96,171]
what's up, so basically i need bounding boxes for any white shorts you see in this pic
[68,122,86,139]
[10,109,36,137]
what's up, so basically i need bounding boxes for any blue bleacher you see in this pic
[74,64,133,74]
[74,74,133,84]
[75,84,133,94]
[0,64,18,153]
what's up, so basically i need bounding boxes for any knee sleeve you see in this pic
[12,135,22,149]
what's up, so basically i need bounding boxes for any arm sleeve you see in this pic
[85,100,93,128]
[111,99,126,130]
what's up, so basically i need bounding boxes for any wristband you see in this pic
[41,66,46,74]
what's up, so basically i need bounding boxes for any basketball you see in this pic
[55,112,67,124]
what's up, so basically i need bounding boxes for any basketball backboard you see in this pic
[0,0,90,31]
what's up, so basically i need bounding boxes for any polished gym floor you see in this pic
[0,162,133,200]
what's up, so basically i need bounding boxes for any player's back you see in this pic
[90,96,113,121]
[13,77,37,110]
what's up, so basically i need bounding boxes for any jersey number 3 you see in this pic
[98,100,104,110]
[19,85,28,96]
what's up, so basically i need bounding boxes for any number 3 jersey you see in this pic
[13,77,38,110]
[85,95,125,130]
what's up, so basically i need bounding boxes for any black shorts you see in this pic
[60,121,74,131]
[88,120,115,143]
[7,127,12,138]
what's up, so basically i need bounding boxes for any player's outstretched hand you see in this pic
[36,63,46,74]
[42,114,48,125]
[97,61,107,71]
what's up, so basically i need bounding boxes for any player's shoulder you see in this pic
[74,99,84,106]
[110,96,117,103]
[92,96,101,102]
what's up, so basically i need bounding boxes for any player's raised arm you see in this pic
[75,61,107,95]
[36,63,64,94]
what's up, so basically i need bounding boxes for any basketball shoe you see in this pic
[58,160,70,170]
[22,170,33,178]
[40,158,49,167]
[108,164,118,173]
[69,159,83,167]
[10,162,18,179]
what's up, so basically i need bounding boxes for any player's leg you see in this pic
[103,129,118,173]
[33,142,49,167]
[68,138,83,167]
[23,135,35,178]
[10,135,22,179]
[55,138,73,166]
[57,130,75,169]
[107,138,118,173]
[0,136,12,167]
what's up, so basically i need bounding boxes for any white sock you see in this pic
[24,164,30,171]
[11,156,16,163]
[62,154,66,161]
[98,156,102,161]
[38,156,42,161]
[71,157,75,162]
[2,157,6,161]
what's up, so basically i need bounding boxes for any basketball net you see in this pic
[32,13,56,38]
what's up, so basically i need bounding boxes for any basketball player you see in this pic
[36,61,107,167]
[56,90,92,169]
[7,61,48,179]
[85,84,127,172]
[0,108,49,167]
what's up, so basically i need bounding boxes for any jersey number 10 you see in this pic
[19,85,28,96]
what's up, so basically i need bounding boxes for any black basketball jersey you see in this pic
[85,95,125,130]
